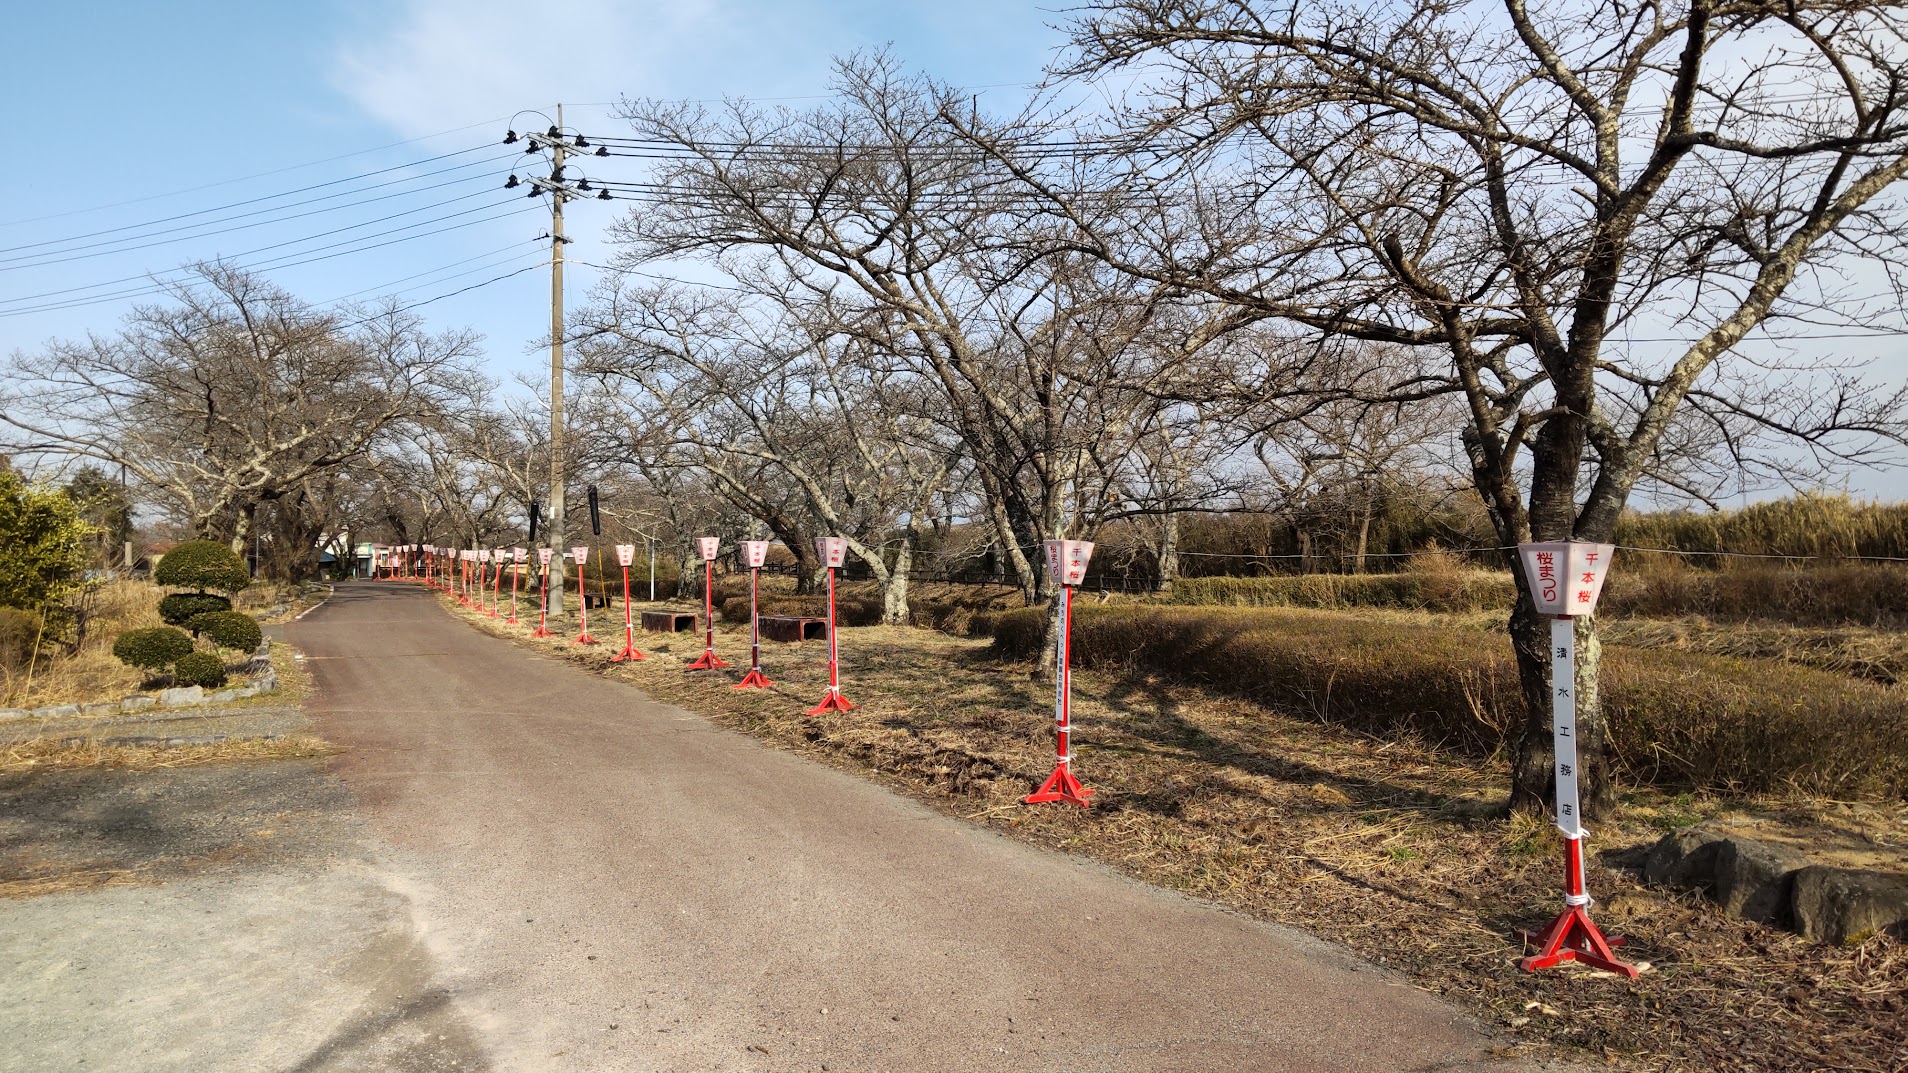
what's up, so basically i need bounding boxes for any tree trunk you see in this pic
[675,547,696,599]
[1155,512,1181,593]
[1510,610,1617,818]
[879,539,911,626]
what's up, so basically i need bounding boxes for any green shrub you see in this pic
[159,592,233,626]
[990,604,1908,800]
[154,540,249,594]
[186,611,261,652]
[112,626,195,671]
[0,470,91,611]
[171,651,227,689]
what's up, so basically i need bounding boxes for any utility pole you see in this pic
[504,106,610,617]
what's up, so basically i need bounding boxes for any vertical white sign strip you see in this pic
[1550,616,1584,839]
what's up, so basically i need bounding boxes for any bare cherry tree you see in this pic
[605,53,1224,608]
[0,263,477,560]
[1055,0,1908,813]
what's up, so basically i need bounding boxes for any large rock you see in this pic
[1791,867,1908,946]
[1642,824,1729,891]
[119,696,157,712]
[157,685,204,706]
[33,703,80,719]
[0,708,28,722]
[1714,838,1810,926]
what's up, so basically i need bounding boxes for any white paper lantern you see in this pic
[696,536,720,561]
[1517,542,1614,616]
[1043,539,1094,587]
[571,546,588,566]
[615,544,635,567]
[538,547,553,566]
[815,535,847,568]
[742,540,770,568]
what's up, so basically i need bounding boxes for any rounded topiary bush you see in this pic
[112,626,195,671]
[171,651,227,689]
[159,592,233,627]
[154,540,249,594]
[186,610,261,653]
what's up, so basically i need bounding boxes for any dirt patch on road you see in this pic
[0,758,351,899]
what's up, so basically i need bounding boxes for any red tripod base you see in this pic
[805,688,854,715]
[1518,905,1638,977]
[610,642,644,662]
[531,626,553,638]
[684,648,731,670]
[574,633,597,645]
[1024,764,1094,807]
[733,667,774,689]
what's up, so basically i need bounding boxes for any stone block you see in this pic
[80,702,121,717]
[34,704,80,719]
[1714,837,1811,926]
[1641,824,1729,891]
[157,686,204,706]
[1792,866,1908,946]
[119,696,157,712]
[205,689,241,704]
[0,708,28,722]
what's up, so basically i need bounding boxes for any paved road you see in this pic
[294,581,1559,1073]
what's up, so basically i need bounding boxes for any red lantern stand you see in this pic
[610,544,643,661]
[452,551,464,603]
[684,537,730,670]
[571,546,597,644]
[474,551,492,616]
[1025,540,1095,806]
[531,548,555,637]
[805,536,854,714]
[1515,542,1639,978]
[420,545,432,589]
[506,548,525,624]
[733,540,773,689]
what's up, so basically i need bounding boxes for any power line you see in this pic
[0,154,522,271]
[0,202,541,318]
[334,260,552,330]
[0,121,508,229]
[319,239,548,305]
[1,191,523,308]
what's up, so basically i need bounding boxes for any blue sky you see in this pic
[4,1,1903,502]
[0,0,1065,370]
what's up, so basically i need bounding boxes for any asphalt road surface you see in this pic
[292,581,1566,1073]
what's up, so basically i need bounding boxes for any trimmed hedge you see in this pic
[172,651,227,688]
[187,610,261,652]
[159,592,232,626]
[155,540,249,593]
[112,626,195,671]
[991,605,1908,799]
[1600,563,1908,628]
[718,594,884,627]
[1168,572,1516,614]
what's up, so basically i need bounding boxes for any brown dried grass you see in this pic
[0,734,335,774]
[2,579,162,709]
